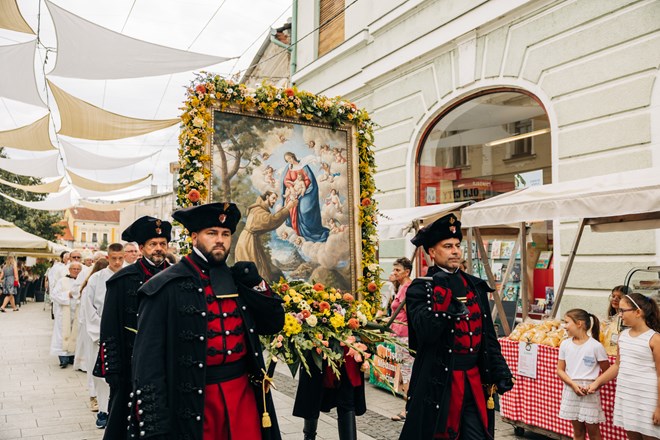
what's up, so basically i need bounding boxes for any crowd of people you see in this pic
[1,207,658,440]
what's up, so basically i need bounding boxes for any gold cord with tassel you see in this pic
[261,368,274,428]
[486,384,497,410]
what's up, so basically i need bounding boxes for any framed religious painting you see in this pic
[209,108,360,292]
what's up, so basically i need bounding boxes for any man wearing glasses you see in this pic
[122,242,140,266]
[95,216,172,440]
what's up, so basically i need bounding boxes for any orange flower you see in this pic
[301,310,311,319]
[367,282,377,292]
[195,84,206,94]
[284,88,295,97]
[342,293,354,302]
[187,189,201,203]
[280,283,290,293]
[313,283,325,291]
[318,301,330,312]
[347,318,360,329]
[361,198,371,206]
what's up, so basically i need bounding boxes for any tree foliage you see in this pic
[0,148,63,241]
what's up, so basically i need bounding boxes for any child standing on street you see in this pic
[557,309,610,440]
[588,293,660,439]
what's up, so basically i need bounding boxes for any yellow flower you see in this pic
[283,314,302,336]
[283,294,291,304]
[329,313,345,329]
[193,172,204,182]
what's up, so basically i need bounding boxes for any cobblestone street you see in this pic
[0,302,548,439]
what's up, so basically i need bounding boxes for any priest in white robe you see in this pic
[50,262,83,368]
[81,243,124,426]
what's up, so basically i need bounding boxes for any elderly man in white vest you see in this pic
[50,262,83,368]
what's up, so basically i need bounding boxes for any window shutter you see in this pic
[318,0,344,57]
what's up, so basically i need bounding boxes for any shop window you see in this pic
[318,0,344,57]
[103,233,108,243]
[92,232,98,243]
[81,232,86,242]
[417,90,551,206]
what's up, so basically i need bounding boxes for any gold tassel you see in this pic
[486,384,496,410]
[260,368,274,428]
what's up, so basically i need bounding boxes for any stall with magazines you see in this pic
[460,168,660,438]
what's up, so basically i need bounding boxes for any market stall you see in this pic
[460,167,660,438]
[0,218,64,258]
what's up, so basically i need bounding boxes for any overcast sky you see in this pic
[0,0,292,202]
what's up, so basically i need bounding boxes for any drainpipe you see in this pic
[290,0,298,82]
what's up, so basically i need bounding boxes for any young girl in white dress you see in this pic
[588,292,660,440]
[557,308,610,440]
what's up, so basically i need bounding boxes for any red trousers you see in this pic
[434,367,488,439]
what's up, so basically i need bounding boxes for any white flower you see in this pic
[357,311,367,326]
[299,300,311,310]
[192,117,205,128]
[227,88,234,94]
[368,263,379,273]
[275,94,282,100]
[305,315,318,327]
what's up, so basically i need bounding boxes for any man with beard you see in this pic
[128,202,284,440]
[95,216,172,440]
[235,190,296,282]
[400,213,513,440]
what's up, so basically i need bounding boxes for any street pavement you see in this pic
[0,302,549,439]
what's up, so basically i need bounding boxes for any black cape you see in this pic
[400,266,512,440]
[95,260,168,440]
[127,257,284,440]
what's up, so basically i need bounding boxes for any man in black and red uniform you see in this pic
[400,213,514,440]
[94,216,172,437]
[128,202,284,440]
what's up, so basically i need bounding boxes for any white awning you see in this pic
[0,40,46,108]
[0,151,60,178]
[48,80,179,140]
[46,0,231,80]
[0,114,56,151]
[61,139,157,170]
[460,167,660,228]
[378,202,472,240]
[80,197,146,211]
[0,188,74,211]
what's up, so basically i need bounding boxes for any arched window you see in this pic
[417,90,551,205]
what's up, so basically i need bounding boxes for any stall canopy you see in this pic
[460,167,660,318]
[460,168,660,228]
[0,218,63,258]
[377,201,472,240]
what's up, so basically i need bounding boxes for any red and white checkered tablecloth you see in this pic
[499,338,626,440]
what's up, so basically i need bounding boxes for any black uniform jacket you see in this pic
[400,266,512,440]
[127,257,284,440]
[95,260,166,440]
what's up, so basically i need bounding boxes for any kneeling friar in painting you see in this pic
[128,202,285,440]
[400,213,514,440]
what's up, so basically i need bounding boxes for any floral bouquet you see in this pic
[262,279,401,381]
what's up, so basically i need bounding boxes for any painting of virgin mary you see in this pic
[280,152,329,243]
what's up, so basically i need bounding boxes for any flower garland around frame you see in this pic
[177,72,382,310]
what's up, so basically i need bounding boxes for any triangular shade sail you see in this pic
[48,80,179,140]
[0,188,74,211]
[0,176,63,193]
[80,197,145,211]
[0,115,55,151]
[67,168,152,192]
[61,139,157,170]
[0,151,60,178]
[0,40,45,108]
[0,0,35,34]
[46,0,231,79]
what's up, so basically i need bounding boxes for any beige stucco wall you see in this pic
[293,0,660,313]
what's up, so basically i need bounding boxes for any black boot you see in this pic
[303,418,318,440]
[337,410,357,440]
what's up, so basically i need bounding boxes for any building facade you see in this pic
[60,207,121,250]
[291,0,660,312]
